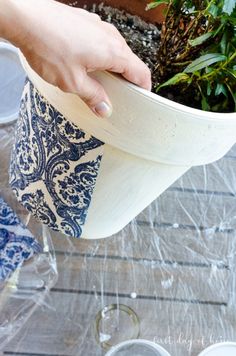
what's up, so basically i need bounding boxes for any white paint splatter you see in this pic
[161,275,174,289]
[211,264,218,273]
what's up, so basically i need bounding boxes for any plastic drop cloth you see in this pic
[0,123,57,349]
[0,39,26,123]
[1,119,236,356]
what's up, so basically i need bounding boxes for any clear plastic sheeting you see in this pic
[0,41,26,123]
[0,68,25,119]
[0,123,58,349]
[1,120,236,356]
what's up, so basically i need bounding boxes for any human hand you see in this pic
[3,0,152,118]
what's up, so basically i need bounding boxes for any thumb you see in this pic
[76,73,112,118]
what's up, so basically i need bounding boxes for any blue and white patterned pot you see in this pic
[10,79,105,238]
[10,53,236,239]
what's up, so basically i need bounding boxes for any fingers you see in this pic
[103,24,152,91]
[109,49,152,91]
[35,64,112,118]
[71,72,112,118]
[122,50,152,91]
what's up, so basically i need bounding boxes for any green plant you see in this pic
[147,0,236,112]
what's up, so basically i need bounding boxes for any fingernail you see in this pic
[94,101,112,118]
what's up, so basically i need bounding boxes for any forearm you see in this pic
[0,0,47,52]
[0,0,24,45]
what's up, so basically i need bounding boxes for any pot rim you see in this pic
[19,49,236,124]
[105,71,236,122]
[19,52,236,166]
[198,342,236,355]
[105,338,171,356]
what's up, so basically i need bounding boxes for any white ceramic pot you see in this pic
[10,52,236,239]
[198,342,236,356]
[105,339,171,356]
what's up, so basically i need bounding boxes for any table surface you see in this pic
[1,122,236,356]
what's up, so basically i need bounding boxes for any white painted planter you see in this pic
[10,52,236,239]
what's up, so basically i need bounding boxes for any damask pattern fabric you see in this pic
[10,79,105,238]
[0,196,42,281]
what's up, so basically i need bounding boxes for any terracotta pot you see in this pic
[57,0,165,23]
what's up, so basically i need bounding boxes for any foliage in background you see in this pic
[147,0,236,112]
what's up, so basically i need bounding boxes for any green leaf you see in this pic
[184,53,227,73]
[157,73,190,90]
[208,4,219,17]
[201,96,210,111]
[223,0,236,15]
[145,0,169,10]
[213,23,225,38]
[207,82,212,96]
[226,84,236,111]
[188,32,213,47]
[226,69,236,79]
[215,83,228,97]
[220,32,228,54]
[228,16,236,25]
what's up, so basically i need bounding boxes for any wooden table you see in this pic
[1,123,236,356]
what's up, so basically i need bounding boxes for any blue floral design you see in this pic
[10,79,104,238]
[0,198,19,227]
[0,197,42,281]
